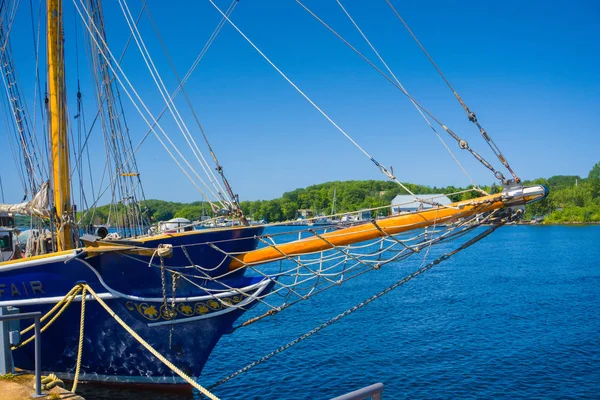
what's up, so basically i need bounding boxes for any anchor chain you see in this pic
[169,271,179,348]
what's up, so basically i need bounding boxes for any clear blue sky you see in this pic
[1,0,599,204]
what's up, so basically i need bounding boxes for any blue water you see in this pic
[79,226,600,399]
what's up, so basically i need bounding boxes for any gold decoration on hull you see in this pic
[125,295,245,322]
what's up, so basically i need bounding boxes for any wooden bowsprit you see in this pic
[229,185,547,270]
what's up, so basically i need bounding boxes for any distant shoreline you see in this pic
[518,221,600,226]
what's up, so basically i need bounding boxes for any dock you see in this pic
[0,373,84,399]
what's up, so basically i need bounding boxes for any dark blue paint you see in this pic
[2,226,274,380]
[9,226,600,399]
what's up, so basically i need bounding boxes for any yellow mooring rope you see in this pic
[81,284,220,400]
[18,285,82,337]
[71,284,87,393]
[33,373,65,391]
[12,286,83,350]
[12,283,220,400]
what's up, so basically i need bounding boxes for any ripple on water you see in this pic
[79,226,600,399]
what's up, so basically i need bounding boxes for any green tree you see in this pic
[588,161,600,200]
[152,205,174,221]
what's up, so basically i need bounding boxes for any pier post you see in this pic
[0,307,11,374]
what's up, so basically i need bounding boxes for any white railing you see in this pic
[330,382,384,400]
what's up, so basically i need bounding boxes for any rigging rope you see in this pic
[335,0,483,193]
[143,2,248,223]
[384,0,520,184]
[0,85,28,195]
[112,200,500,336]
[208,222,504,389]
[132,0,239,164]
[117,0,229,206]
[73,0,225,211]
[207,0,419,200]
[295,0,508,185]
[0,0,19,51]
[0,24,46,195]
[80,0,148,236]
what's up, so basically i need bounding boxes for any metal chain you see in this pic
[208,222,504,390]
[160,257,167,312]
[168,271,179,348]
[159,255,180,348]
[171,272,178,311]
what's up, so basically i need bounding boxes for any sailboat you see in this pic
[0,0,273,385]
[0,0,547,390]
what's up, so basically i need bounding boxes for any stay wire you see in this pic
[141,3,235,208]
[1,91,27,195]
[117,0,226,206]
[134,0,239,152]
[335,0,482,192]
[97,0,239,216]
[295,0,505,185]
[73,0,223,210]
[0,6,47,188]
[84,0,147,234]
[0,0,19,52]
[208,0,419,199]
[143,1,248,222]
[384,0,519,183]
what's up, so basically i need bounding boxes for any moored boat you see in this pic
[0,0,550,392]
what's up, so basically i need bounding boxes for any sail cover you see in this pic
[0,182,50,217]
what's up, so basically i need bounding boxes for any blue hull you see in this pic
[0,226,273,384]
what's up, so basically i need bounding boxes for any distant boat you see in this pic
[340,210,373,225]
[310,215,337,227]
[0,212,18,262]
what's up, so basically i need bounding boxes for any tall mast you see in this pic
[48,0,73,250]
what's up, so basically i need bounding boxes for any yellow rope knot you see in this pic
[33,373,64,391]
[157,244,173,258]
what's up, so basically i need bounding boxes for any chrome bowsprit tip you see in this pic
[522,184,549,204]
[502,184,548,208]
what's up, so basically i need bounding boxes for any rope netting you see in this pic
[120,192,517,332]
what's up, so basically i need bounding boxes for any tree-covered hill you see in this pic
[74,161,600,225]
[238,180,501,222]
[523,161,600,223]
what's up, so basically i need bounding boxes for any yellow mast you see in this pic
[48,0,73,250]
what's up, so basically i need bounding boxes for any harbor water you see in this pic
[77,225,600,399]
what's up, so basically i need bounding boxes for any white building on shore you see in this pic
[391,194,452,215]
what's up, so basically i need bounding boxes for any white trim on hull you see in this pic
[74,255,272,303]
[0,251,79,271]
[147,280,270,327]
[0,292,116,307]
[1,279,272,325]
[0,279,270,307]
